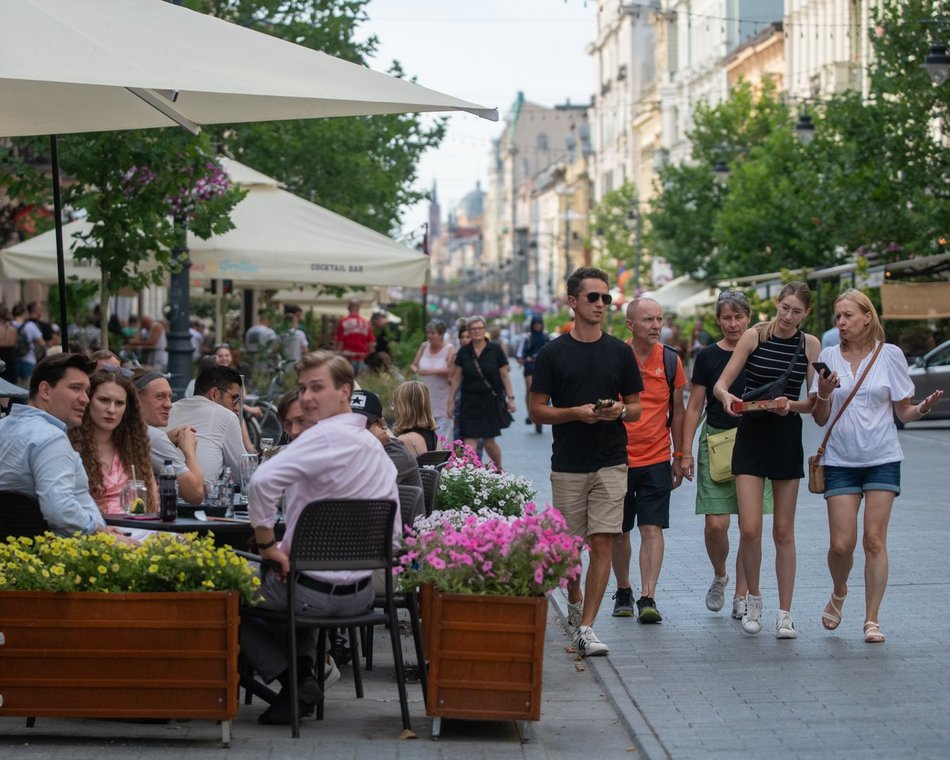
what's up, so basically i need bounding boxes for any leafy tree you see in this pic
[190,0,447,234]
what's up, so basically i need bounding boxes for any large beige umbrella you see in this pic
[1,159,430,288]
[0,0,496,136]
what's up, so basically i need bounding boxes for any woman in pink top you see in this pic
[70,368,157,515]
[410,320,456,443]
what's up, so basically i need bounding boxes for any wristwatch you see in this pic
[620,405,628,421]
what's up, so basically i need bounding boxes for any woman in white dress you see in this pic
[410,320,456,443]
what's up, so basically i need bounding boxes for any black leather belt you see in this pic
[296,575,370,595]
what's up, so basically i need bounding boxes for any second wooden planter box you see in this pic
[423,590,547,727]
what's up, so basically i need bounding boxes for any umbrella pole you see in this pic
[50,135,69,339]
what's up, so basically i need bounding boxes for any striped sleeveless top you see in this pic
[744,330,808,399]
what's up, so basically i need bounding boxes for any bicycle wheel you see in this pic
[244,412,262,451]
[258,404,283,443]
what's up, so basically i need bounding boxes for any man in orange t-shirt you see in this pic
[611,297,687,623]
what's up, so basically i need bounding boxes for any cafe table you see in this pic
[105,510,283,551]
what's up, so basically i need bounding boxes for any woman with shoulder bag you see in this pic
[713,282,822,639]
[682,292,773,620]
[810,290,943,644]
[448,315,515,470]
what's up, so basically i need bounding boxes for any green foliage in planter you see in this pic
[0,532,261,605]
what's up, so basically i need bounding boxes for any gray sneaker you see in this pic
[612,587,635,617]
[573,625,609,657]
[705,575,729,612]
[741,594,763,635]
[567,599,583,629]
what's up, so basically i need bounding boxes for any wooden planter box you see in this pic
[0,591,239,743]
[423,590,547,731]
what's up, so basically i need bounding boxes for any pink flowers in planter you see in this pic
[397,503,582,597]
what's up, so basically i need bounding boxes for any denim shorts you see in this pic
[823,462,901,499]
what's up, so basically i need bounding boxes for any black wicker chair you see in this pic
[239,499,409,738]
[415,449,451,468]
[417,468,441,518]
[0,491,49,538]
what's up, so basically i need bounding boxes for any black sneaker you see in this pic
[612,587,635,617]
[636,596,662,624]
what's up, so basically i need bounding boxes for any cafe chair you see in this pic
[0,492,49,539]
[417,468,441,518]
[397,483,425,529]
[415,449,451,468]
[239,499,410,738]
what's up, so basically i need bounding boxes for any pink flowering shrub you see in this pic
[396,503,582,596]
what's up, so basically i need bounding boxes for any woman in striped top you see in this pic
[713,282,821,639]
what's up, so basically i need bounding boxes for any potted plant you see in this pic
[0,532,261,745]
[398,502,582,734]
[434,442,537,518]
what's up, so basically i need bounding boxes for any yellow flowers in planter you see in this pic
[0,532,261,605]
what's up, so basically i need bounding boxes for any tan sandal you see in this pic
[821,591,847,630]
[864,621,885,643]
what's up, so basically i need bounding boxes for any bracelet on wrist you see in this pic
[919,404,930,417]
[672,451,684,458]
[257,538,277,550]
[816,393,831,402]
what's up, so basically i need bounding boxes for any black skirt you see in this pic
[731,412,804,480]
[458,390,502,439]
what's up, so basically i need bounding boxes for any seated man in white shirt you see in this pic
[132,367,205,504]
[166,364,246,494]
[243,350,399,726]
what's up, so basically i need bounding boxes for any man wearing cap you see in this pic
[351,389,425,526]
[242,350,399,725]
[0,353,106,535]
[132,367,205,504]
[334,300,375,373]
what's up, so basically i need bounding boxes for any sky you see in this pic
[360,0,597,235]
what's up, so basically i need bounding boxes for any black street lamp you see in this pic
[923,44,950,85]
[794,112,816,145]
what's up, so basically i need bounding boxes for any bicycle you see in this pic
[244,358,293,450]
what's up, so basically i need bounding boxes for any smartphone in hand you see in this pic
[593,398,616,411]
[812,361,831,378]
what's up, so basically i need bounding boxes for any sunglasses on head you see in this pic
[583,292,613,305]
[95,363,133,377]
[717,290,748,302]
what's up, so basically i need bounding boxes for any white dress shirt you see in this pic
[248,412,399,585]
[166,395,244,490]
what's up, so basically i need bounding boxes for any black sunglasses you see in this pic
[583,292,613,305]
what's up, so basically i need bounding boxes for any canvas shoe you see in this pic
[567,599,583,629]
[612,587,635,617]
[705,575,729,612]
[741,594,763,635]
[731,596,746,620]
[776,610,798,639]
[573,625,609,657]
[324,656,341,690]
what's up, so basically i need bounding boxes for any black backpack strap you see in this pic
[662,344,678,428]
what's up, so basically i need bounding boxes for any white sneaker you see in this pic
[705,575,729,612]
[731,596,746,620]
[573,625,609,657]
[567,599,583,629]
[741,594,763,635]
[776,610,798,639]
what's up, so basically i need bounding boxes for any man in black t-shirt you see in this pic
[530,267,643,658]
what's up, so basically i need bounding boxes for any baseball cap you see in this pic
[350,389,384,420]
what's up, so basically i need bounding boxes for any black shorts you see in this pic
[622,461,672,531]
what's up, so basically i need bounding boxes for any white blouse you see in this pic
[809,342,914,467]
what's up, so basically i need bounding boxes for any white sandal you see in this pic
[863,621,885,643]
[821,591,846,630]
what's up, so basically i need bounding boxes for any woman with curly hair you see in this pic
[69,368,157,515]
[392,380,442,457]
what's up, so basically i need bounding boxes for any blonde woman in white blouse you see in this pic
[810,290,943,644]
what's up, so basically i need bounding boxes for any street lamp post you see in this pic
[625,206,641,297]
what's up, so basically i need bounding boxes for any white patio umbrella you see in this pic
[1,159,430,288]
[0,0,497,137]
[0,0,495,394]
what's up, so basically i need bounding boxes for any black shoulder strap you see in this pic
[662,344,678,428]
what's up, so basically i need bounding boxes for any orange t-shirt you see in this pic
[624,341,687,467]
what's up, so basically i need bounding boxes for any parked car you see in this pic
[898,339,950,426]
